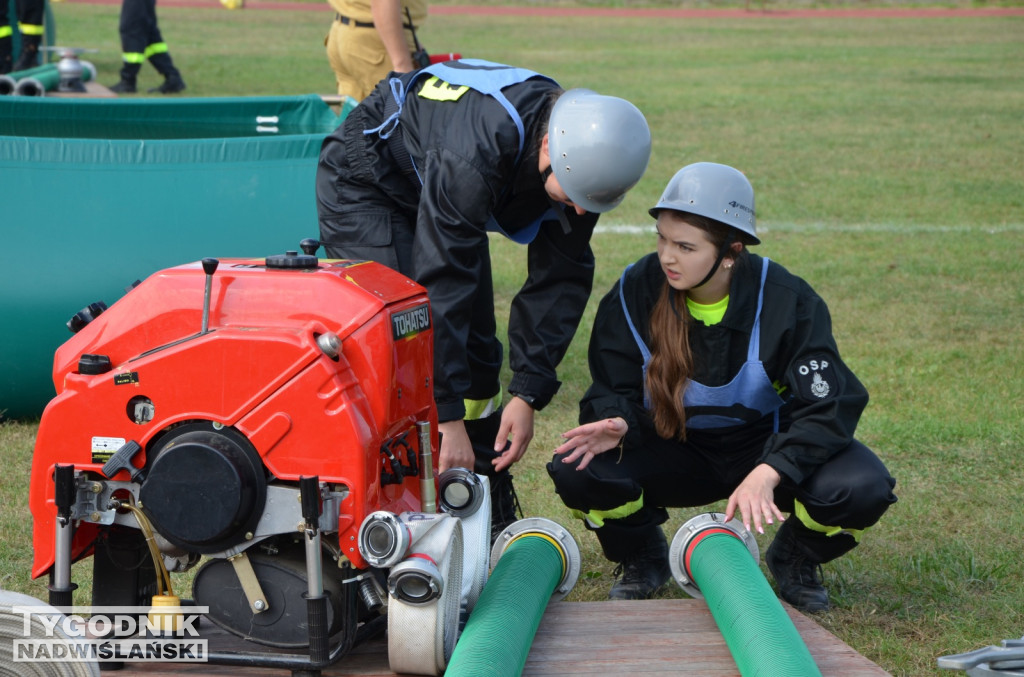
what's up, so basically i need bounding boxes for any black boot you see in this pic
[607,527,671,600]
[110,62,139,93]
[109,78,137,93]
[464,408,522,543]
[148,72,185,94]
[766,519,856,613]
[0,36,12,75]
[486,470,521,543]
[147,52,186,94]
[12,34,41,72]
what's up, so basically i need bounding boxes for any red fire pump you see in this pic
[28,240,447,671]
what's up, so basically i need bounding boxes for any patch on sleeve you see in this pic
[792,355,837,401]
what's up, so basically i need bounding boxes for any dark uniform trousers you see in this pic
[548,435,897,564]
[0,0,45,73]
[117,0,180,81]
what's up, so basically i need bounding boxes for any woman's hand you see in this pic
[554,417,628,471]
[725,463,786,534]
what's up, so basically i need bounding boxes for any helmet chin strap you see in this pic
[691,238,735,290]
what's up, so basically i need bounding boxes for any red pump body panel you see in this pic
[30,257,436,577]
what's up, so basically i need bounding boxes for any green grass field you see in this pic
[2,3,1023,675]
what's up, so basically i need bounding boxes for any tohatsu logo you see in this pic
[391,304,431,341]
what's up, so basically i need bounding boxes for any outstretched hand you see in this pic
[554,417,628,471]
[724,463,786,534]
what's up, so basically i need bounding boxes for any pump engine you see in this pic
[27,241,475,671]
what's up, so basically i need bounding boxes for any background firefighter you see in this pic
[316,59,651,541]
[548,162,897,611]
[0,0,44,74]
[109,0,185,94]
[324,0,428,103]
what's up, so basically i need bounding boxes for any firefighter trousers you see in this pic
[547,437,896,563]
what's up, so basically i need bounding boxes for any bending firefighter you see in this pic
[0,0,44,74]
[316,59,651,540]
[110,0,185,94]
[548,162,897,611]
[324,0,427,103]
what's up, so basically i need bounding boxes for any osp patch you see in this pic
[793,355,836,401]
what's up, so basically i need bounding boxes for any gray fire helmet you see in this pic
[649,162,758,243]
[547,89,651,214]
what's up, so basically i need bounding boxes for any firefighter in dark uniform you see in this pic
[0,0,45,74]
[316,59,651,539]
[109,0,185,94]
[548,162,896,610]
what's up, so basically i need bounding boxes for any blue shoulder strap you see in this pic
[364,59,557,178]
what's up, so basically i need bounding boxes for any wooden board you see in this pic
[46,80,117,98]
[122,599,890,676]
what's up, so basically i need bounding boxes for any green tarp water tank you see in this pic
[0,94,354,420]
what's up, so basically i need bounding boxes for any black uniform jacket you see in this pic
[581,252,868,485]
[318,69,598,423]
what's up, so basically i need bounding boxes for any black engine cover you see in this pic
[140,424,267,554]
[192,546,349,648]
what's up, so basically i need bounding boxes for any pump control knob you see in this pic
[201,258,219,276]
[265,249,318,270]
[67,301,108,333]
[300,239,320,256]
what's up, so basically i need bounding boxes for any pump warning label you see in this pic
[91,437,126,464]
[391,304,431,341]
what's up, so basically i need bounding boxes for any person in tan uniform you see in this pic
[325,0,427,102]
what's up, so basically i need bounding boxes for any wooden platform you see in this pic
[123,599,890,676]
[46,80,116,98]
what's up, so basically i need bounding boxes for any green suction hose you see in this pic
[445,518,579,677]
[670,514,822,677]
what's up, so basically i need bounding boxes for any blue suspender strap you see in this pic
[363,77,421,183]
[363,77,407,140]
[618,264,654,409]
[747,257,771,362]
[363,60,558,185]
[747,257,783,433]
[618,264,651,364]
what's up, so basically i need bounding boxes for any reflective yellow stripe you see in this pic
[144,42,169,58]
[417,75,469,102]
[793,499,864,543]
[0,26,12,38]
[18,23,45,36]
[464,391,501,421]
[568,492,645,529]
[123,52,146,64]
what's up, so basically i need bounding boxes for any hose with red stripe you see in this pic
[669,513,822,677]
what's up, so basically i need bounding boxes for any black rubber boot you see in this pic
[110,62,140,93]
[486,470,521,543]
[147,52,185,94]
[148,72,185,94]
[765,518,856,613]
[0,36,12,75]
[464,408,523,543]
[109,78,137,93]
[12,34,41,72]
[606,526,671,600]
